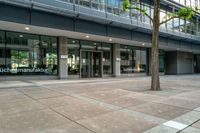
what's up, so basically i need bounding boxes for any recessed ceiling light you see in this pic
[72,40,76,43]
[142,43,145,46]
[19,35,23,38]
[25,27,30,30]
[109,38,112,42]
[85,35,90,38]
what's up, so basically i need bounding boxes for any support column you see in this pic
[113,44,120,77]
[58,37,68,79]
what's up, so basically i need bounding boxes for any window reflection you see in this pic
[60,0,200,37]
[141,4,151,24]
[80,0,90,7]
[120,45,147,74]
[160,10,166,28]
[180,19,185,33]
[180,0,185,5]
[173,18,180,32]
[0,31,58,75]
[159,50,165,73]
[102,43,112,74]
[68,39,80,75]
[91,0,106,11]
[67,39,113,76]
[0,31,5,75]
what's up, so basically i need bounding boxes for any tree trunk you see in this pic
[150,0,161,91]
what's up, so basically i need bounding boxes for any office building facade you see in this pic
[0,0,200,80]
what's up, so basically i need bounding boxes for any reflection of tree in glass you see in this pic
[11,50,29,68]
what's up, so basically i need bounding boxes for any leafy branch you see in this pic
[122,0,195,27]
[122,0,153,22]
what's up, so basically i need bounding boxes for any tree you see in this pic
[123,0,195,91]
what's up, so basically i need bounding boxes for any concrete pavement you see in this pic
[0,75,200,133]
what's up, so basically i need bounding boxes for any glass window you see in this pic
[2,31,58,76]
[141,4,151,24]
[198,19,200,33]
[191,19,197,35]
[120,45,147,74]
[61,0,74,3]
[180,18,185,33]
[185,20,191,34]
[113,0,120,15]
[186,0,191,6]
[68,39,80,75]
[167,19,173,30]
[173,0,180,3]
[0,31,5,75]
[107,0,113,13]
[180,0,185,5]
[119,0,129,17]
[91,0,106,11]
[194,54,200,73]
[102,43,112,74]
[80,0,91,7]
[140,49,147,73]
[159,50,165,72]
[40,36,58,75]
[191,0,196,8]
[160,10,167,28]
[81,40,101,50]
[173,18,180,32]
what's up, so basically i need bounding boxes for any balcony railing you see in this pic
[1,0,200,42]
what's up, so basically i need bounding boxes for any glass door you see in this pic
[194,54,200,73]
[80,51,91,78]
[92,52,102,77]
[80,51,102,78]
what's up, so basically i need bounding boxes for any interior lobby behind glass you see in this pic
[67,39,113,77]
[120,45,147,74]
[0,31,58,75]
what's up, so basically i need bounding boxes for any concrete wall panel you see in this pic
[159,37,167,46]
[177,52,193,74]
[108,26,132,40]
[75,19,106,36]
[192,44,200,50]
[31,11,74,31]
[180,42,192,50]
[0,3,30,24]
[167,39,180,48]
[132,31,151,43]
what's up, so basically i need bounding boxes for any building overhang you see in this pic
[0,20,200,54]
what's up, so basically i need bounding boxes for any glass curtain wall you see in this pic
[194,54,200,73]
[68,39,80,76]
[159,50,166,73]
[102,43,112,74]
[0,31,5,74]
[173,0,198,8]
[60,0,199,37]
[0,31,58,76]
[120,45,147,74]
[67,39,113,76]
[141,3,151,24]
[91,0,106,11]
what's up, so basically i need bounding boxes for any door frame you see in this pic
[80,50,103,78]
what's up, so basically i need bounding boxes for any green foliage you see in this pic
[176,7,195,20]
[122,0,130,11]
[122,0,195,24]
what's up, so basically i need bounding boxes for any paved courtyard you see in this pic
[0,75,200,133]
